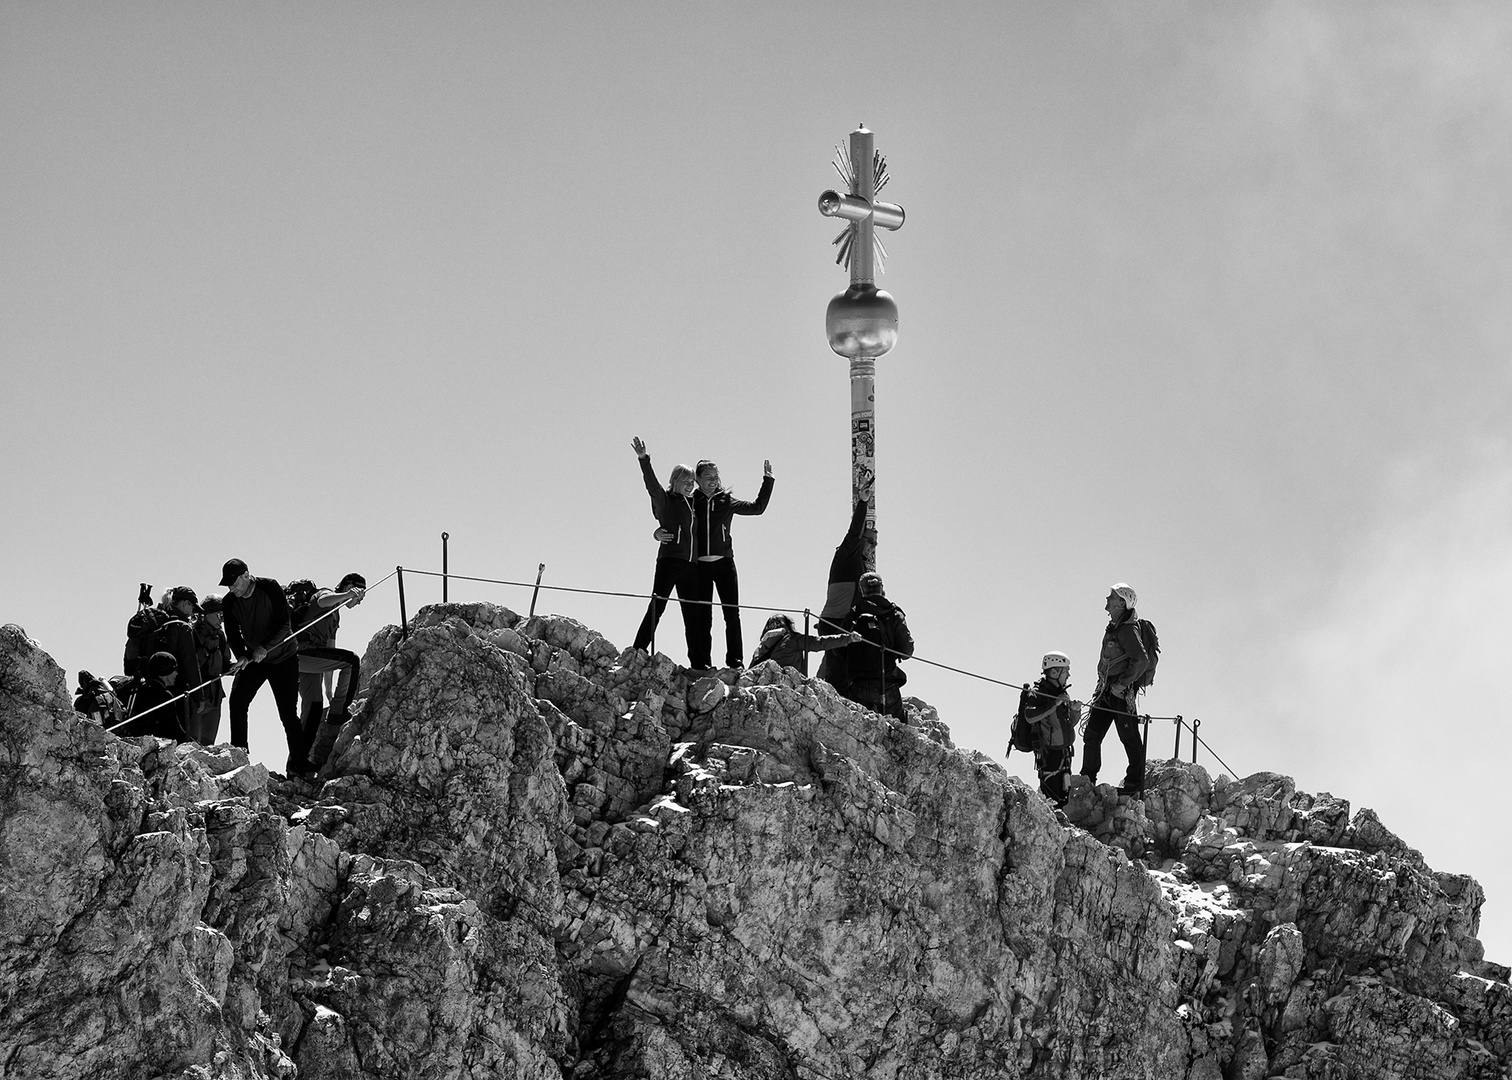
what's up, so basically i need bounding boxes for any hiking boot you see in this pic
[1117,785,1144,799]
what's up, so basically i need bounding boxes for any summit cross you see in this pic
[817,124,905,569]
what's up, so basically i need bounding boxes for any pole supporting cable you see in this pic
[104,570,399,734]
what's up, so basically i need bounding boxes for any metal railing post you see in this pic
[1191,718,1200,764]
[529,563,545,617]
[397,566,409,640]
[442,532,449,602]
[1173,716,1182,761]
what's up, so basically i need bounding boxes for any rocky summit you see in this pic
[1,607,1508,1080]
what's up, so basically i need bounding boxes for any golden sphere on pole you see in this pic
[825,285,898,359]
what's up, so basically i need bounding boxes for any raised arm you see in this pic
[633,439,670,520]
[732,462,775,515]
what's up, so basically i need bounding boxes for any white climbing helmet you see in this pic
[1110,583,1138,611]
[1041,650,1071,672]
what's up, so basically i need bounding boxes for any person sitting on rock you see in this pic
[831,571,914,721]
[748,612,859,673]
[117,651,192,742]
[1016,650,1082,808]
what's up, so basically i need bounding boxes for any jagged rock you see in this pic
[1,609,1508,1079]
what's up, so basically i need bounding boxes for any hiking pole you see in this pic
[529,563,545,617]
[442,532,449,602]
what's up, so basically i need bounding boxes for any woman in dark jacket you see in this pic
[749,613,858,672]
[630,437,701,663]
[690,457,774,669]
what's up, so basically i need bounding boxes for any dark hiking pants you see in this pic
[228,655,307,773]
[633,558,700,664]
[298,647,361,770]
[1079,687,1144,792]
[691,557,743,668]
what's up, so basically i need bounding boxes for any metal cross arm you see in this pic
[818,191,905,231]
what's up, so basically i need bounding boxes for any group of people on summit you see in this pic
[76,559,367,778]
[1012,583,1159,807]
[631,438,916,722]
[630,439,1158,805]
[74,446,1156,803]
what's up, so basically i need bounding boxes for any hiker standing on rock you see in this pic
[1080,583,1151,797]
[221,558,309,776]
[689,456,774,670]
[831,571,914,721]
[292,573,366,770]
[1014,651,1082,808]
[190,594,232,744]
[631,437,702,665]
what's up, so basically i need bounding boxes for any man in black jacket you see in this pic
[220,557,309,775]
[832,571,914,721]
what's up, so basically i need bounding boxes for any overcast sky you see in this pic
[4,3,1509,963]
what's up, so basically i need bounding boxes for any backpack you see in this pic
[1009,686,1039,754]
[108,673,145,719]
[846,608,888,679]
[123,605,173,678]
[1135,618,1160,688]
[74,670,123,727]
[1010,682,1076,756]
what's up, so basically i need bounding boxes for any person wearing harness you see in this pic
[831,571,914,721]
[689,457,774,669]
[630,437,702,665]
[1079,583,1151,797]
[1016,651,1083,808]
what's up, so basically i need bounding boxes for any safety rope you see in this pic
[1177,716,1239,779]
[98,564,1240,780]
[396,567,808,617]
[393,564,1238,776]
[103,570,398,734]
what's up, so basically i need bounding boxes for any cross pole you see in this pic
[818,124,905,570]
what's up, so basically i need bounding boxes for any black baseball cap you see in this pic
[219,558,249,587]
